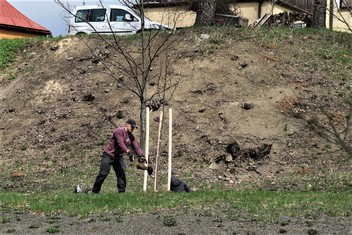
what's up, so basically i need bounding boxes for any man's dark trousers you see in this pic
[92,153,126,193]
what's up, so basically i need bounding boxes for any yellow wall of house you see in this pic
[144,1,308,29]
[229,2,259,25]
[230,2,293,25]
[144,6,196,28]
[0,29,40,39]
[326,0,352,33]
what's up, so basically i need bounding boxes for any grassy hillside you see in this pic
[0,27,352,218]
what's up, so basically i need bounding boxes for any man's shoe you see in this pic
[85,188,98,194]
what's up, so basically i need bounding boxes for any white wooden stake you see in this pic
[167,108,172,191]
[154,111,163,192]
[143,107,150,192]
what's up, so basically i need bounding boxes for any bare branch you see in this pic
[55,0,180,149]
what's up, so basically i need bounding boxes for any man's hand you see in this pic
[127,152,134,162]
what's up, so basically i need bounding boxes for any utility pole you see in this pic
[329,0,334,30]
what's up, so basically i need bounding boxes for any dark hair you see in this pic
[126,119,138,128]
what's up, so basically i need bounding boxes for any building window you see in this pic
[340,0,352,9]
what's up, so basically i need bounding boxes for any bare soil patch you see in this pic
[1,29,352,234]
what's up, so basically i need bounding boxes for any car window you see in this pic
[89,9,106,22]
[75,9,106,23]
[75,10,89,23]
[110,9,138,22]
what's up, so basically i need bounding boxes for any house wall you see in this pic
[144,6,196,28]
[0,29,40,39]
[230,1,294,25]
[144,1,311,29]
[326,0,352,33]
[229,2,259,25]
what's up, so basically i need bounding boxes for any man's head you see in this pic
[125,119,138,132]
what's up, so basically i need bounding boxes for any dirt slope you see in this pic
[0,29,351,193]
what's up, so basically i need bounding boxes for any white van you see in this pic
[68,5,172,35]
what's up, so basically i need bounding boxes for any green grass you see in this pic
[0,38,32,70]
[1,189,351,221]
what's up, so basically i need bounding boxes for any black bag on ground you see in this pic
[170,176,192,192]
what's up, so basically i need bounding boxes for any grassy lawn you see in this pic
[1,189,351,221]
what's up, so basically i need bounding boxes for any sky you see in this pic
[7,0,128,37]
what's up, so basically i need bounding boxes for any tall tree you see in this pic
[195,0,217,26]
[216,0,233,15]
[312,0,326,28]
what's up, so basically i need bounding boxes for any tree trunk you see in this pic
[312,0,326,28]
[140,100,146,151]
[195,0,217,26]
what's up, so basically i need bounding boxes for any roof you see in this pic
[0,0,51,35]
[277,0,314,14]
[235,0,313,14]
